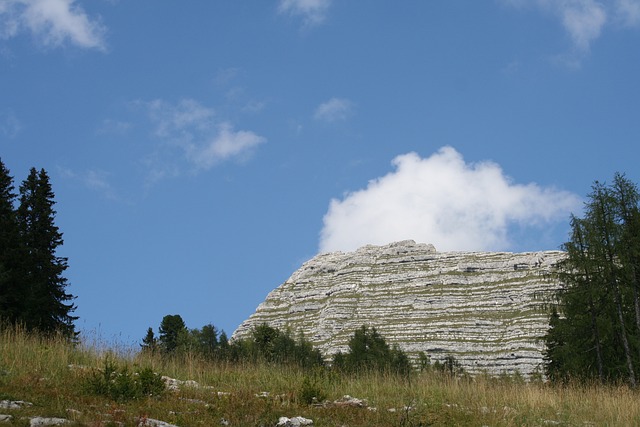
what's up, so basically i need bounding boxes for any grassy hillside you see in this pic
[1,326,639,426]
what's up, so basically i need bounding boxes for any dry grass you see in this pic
[1,325,640,426]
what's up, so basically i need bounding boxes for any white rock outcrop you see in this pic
[233,240,565,377]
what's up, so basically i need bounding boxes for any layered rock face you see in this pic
[233,240,565,377]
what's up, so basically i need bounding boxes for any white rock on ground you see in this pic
[276,416,314,426]
[29,417,69,426]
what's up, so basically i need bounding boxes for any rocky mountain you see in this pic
[233,240,566,377]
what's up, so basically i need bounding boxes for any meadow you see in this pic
[1,326,639,426]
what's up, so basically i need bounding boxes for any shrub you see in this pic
[298,369,328,405]
[84,356,165,402]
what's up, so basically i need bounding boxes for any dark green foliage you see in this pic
[333,325,412,376]
[84,357,165,402]
[158,314,187,353]
[0,163,76,337]
[196,323,218,355]
[298,368,328,405]
[545,173,640,386]
[238,323,324,368]
[431,355,466,377]
[140,327,157,353]
[417,351,431,372]
[0,159,21,324]
[146,318,325,369]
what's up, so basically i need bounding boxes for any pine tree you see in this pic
[158,314,187,353]
[0,158,22,324]
[16,168,77,337]
[141,327,158,353]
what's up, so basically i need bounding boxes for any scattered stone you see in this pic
[162,375,200,391]
[0,400,33,409]
[219,418,230,426]
[276,416,313,427]
[29,417,69,426]
[255,391,270,398]
[0,415,12,423]
[333,395,367,408]
[137,418,179,427]
[216,391,231,397]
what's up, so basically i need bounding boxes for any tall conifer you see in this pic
[17,168,76,336]
[0,158,21,323]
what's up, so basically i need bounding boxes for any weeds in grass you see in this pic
[3,325,640,426]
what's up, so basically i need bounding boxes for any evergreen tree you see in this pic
[0,158,21,323]
[159,314,187,353]
[197,323,218,356]
[333,325,411,375]
[545,174,640,386]
[16,168,76,336]
[141,327,158,353]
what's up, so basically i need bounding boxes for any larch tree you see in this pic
[545,174,640,386]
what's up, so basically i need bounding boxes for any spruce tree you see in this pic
[0,158,21,323]
[16,168,77,337]
[141,327,158,353]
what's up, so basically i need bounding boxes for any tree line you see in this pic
[140,316,438,376]
[0,159,76,337]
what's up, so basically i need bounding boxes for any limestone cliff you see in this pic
[233,240,565,377]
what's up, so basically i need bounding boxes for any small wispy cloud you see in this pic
[187,122,266,170]
[278,0,332,27]
[0,110,22,138]
[503,0,640,62]
[0,0,106,50]
[58,167,119,201]
[319,147,581,254]
[615,0,640,26]
[139,98,266,174]
[314,97,354,123]
[97,118,131,135]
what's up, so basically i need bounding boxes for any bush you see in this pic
[333,325,412,376]
[84,357,165,402]
[298,370,328,405]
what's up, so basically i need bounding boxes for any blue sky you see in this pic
[2,0,640,344]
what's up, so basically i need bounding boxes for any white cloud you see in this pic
[503,0,640,58]
[142,98,266,172]
[187,122,266,169]
[0,0,106,50]
[558,0,607,53]
[278,0,331,27]
[314,97,354,122]
[319,147,581,254]
[146,98,215,139]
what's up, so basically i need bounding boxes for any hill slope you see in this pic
[233,240,565,377]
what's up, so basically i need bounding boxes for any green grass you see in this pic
[2,325,640,426]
